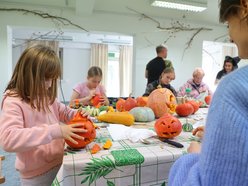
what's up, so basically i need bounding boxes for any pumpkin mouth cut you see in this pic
[163,132,178,136]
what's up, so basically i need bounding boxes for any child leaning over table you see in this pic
[143,68,177,96]
[69,66,109,106]
[0,45,90,186]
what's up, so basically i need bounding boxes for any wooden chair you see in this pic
[0,156,5,184]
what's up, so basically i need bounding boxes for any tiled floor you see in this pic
[0,148,20,186]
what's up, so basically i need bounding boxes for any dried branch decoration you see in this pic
[0,8,88,32]
[127,7,212,57]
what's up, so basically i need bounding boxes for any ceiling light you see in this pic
[151,0,207,12]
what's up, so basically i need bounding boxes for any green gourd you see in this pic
[129,107,155,122]
[182,123,193,132]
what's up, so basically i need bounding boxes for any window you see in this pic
[106,51,120,97]
[202,41,238,92]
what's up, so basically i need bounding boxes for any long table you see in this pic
[53,108,208,186]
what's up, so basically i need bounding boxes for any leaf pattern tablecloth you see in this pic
[53,108,208,186]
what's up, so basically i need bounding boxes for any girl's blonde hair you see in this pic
[88,66,102,78]
[6,45,61,112]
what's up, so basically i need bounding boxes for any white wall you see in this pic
[59,46,91,102]
[0,4,228,103]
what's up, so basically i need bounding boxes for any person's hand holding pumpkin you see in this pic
[192,126,205,139]
[60,109,91,144]
[60,124,87,144]
[87,89,96,101]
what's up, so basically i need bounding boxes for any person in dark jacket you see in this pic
[144,68,176,96]
[145,45,169,84]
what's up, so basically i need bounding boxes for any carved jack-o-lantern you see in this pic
[154,114,182,139]
[65,112,96,149]
[147,88,176,118]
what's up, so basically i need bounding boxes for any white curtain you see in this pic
[90,44,108,87]
[119,45,133,97]
[26,40,59,54]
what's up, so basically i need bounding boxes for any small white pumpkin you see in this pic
[129,107,155,122]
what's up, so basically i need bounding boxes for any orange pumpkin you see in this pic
[147,88,176,118]
[187,100,199,114]
[91,94,102,107]
[136,96,148,107]
[176,103,194,117]
[124,95,137,111]
[116,98,126,112]
[154,114,182,139]
[65,112,96,149]
[205,95,212,105]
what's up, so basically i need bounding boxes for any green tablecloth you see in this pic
[53,108,208,186]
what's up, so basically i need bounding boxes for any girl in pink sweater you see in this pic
[69,66,109,106]
[0,45,89,185]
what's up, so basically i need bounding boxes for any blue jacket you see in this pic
[169,66,248,186]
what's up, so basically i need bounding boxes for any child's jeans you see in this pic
[20,165,61,186]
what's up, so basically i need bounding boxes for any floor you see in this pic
[0,148,20,186]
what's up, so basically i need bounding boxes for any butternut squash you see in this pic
[97,112,135,126]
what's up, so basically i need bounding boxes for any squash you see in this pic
[97,112,135,126]
[205,95,212,105]
[116,98,126,112]
[124,94,137,111]
[103,139,112,149]
[90,144,101,154]
[186,100,199,114]
[175,103,194,117]
[147,88,176,118]
[182,123,193,132]
[129,107,155,122]
[65,111,96,149]
[136,96,148,107]
[108,106,115,112]
[154,113,182,139]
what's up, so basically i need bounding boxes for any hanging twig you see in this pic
[127,7,212,32]
[214,33,228,42]
[0,8,88,32]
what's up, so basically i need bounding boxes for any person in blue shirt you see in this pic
[168,0,248,185]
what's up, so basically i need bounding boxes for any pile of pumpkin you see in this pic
[66,88,212,150]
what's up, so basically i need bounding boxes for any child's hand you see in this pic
[60,124,87,144]
[81,109,91,119]
[187,141,201,153]
[98,97,106,105]
[192,126,205,139]
[88,89,96,100]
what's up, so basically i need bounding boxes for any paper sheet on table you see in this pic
[107,124,156,143]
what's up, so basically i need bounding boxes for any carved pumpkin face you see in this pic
[147,88,176,118]
[136,96,148,107]
[65,112,96,149]
[175,103,194,117]
[154,114,182,139]
[116,98,126,112]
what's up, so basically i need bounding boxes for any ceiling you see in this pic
[0,0,220,25]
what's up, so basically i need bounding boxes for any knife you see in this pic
[161,138,184,148]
